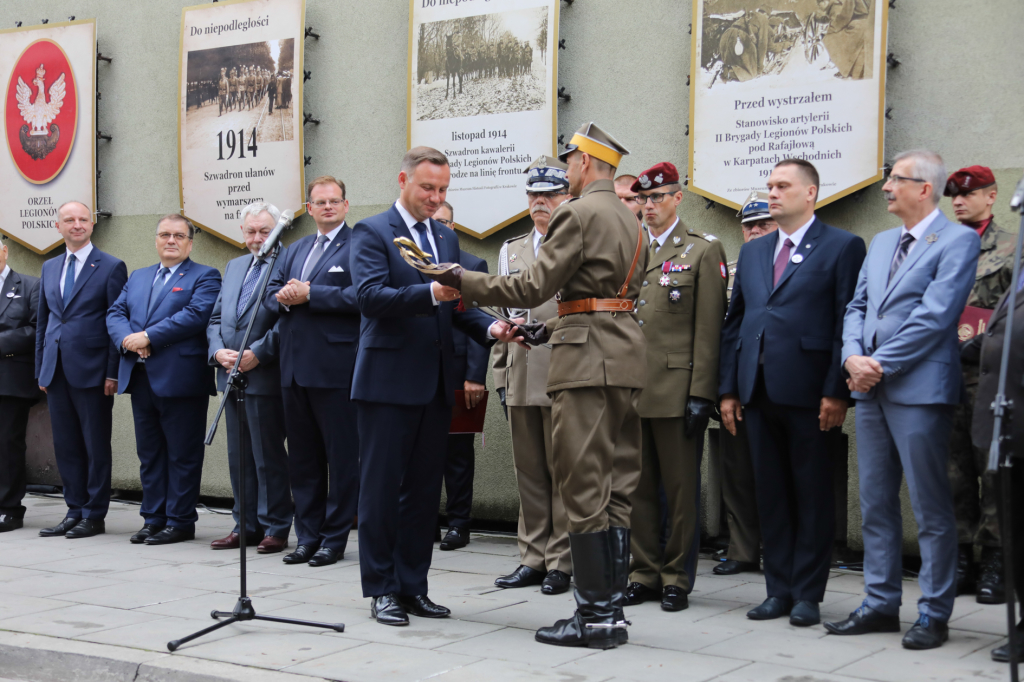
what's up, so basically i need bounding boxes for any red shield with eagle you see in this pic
[5,39,77,184]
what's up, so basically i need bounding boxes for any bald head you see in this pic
[56,201,94,252]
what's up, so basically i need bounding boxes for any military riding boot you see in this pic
[977,547,1006,604]
[609,526,631,645]
[536,530,622,649]
[956,544,977,595]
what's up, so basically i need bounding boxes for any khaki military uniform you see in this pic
[491,228,571,574]
[629,222,727,591]
[950,220,1015,548]
[717,260,761,565]
[463,179,648,534]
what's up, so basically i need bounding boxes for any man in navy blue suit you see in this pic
[263,175,361,568]
[350,147,517,626]
[719,159,866,627]
[107,214,221,545]
[36,201,127,539]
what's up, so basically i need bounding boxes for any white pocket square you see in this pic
[328,266,345,273]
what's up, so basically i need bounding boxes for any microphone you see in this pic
[257,209,294,258]
[1010,173,1024,212]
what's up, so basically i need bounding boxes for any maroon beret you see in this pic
[631,162,680,193]
[944,165,996,196]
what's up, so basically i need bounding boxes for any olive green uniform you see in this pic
[463,179,648,534]
[490,229,571,574]
[629,223,728,591]
[950,220,1015,547]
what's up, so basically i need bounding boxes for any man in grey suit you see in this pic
[826,150,981,649]
[207,202,293,554]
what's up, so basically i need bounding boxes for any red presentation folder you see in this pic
[450,390,488,434]
[958,305,994,342]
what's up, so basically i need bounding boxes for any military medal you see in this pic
[791,254,804,264]
[509,253,518,262]
[669,289,681,302]
[659,274,671,287]
[926,234,938,244]
[662,261,691,273]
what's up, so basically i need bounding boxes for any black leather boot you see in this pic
[977,547,1006,604]
[609,526,631,645]
[535,530,622,649]
[955,544,977,595]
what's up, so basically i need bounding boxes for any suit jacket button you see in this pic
[766,305,772,311]
[472,301,478,306]
[639,300,646,306]
[643,281,649,287]
[560,334,565,340]
[639,320,644,327]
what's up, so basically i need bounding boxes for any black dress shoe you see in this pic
[144,526,195,545]
[308,547,341,567]
[371,593,409,626]
[282,544,319,564]
[439,527,469,551]
[542,570,571,595]
[495,565,545,589]
[977,548,1006,604]
[65,519,105,539]
[902,615,949,650]
[713,559,759,575]
[955,544,977,595]
[624,581,661,606]
[747,597,792,620]
[397,594,450,618]
[0,514,24,533]
[992,629,1024,662]
[823,602,901,635]
[130,524,164,544]
[39,517,79,537]
[789,600,820,626]
[661,586,688,612]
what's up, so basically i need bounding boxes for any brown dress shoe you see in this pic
[258,536,288,554]
[211,532,241,550]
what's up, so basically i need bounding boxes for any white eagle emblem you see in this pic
[639,174,651,189]
[16,64,66,136]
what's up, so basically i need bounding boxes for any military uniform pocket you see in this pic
[547,325,591,385]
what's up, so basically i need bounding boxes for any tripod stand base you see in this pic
[167,596,344,652]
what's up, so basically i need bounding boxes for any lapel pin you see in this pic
[673,236,681,245]
[6,291,14,298]
[682,243,694,257]
[805,243,811,249]
[926,234,938,244]
[792,254,804,264]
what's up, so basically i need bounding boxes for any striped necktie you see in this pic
[889,232,915,283]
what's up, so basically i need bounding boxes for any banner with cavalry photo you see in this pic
[179,0,305,247]
[0,19,95,254]
[689,0,888,209]
[408,0,559,239]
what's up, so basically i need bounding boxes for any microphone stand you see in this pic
[987,178,1024,681]
[168,241,344,652]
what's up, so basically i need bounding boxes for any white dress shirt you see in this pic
[898,207,941,258]
[0,264,10,292]
[773,215,816,261]
[60,241,94,287]
[651,218,681,253]
[532,228,545,258]
[395,201,442,306]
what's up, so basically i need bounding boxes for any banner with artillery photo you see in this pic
[179,0,304,247]
[689,0,888,209]
[409,0,558,239]
[0,19,95,254]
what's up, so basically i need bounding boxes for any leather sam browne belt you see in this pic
[558,220,644,318]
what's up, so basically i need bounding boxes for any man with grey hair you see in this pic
[827,151,981,649]
[207,202,293,554]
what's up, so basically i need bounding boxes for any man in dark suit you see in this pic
[432,202,489,551]
[0,241,41,532]
[107,214,221,545]
[720,159,866,627]
[350,147,515,626]
[207,203,292,554]
[36,201,127,539]
[263,176,360,568]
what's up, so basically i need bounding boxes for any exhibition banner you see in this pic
[689,0,888,209]
[409,0,559,239]
[179,0,305,247]
[0,19,95,254]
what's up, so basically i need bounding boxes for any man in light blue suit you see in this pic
[826,151,981,650]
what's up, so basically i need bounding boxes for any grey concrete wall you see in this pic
[3,0,1022,550]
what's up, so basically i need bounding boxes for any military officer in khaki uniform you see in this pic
[944,166,1013,603]
[422,122,646,649]
[492,156,573,596]
[715,192,776,577]
[620,163,728,612]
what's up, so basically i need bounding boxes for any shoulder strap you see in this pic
[617,221,643,299]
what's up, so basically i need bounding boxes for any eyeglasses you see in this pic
[435,218,454,227]
[527,191,568,199]
[309,199,344,208]
[157,232,190,242]
[634,191,678,205]
[885,174,926,186]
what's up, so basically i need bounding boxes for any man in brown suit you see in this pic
[623,163,728,612]
[492,156,573,595]
[422,122,647,649]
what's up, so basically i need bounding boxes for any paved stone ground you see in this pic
[0,496,1013,682]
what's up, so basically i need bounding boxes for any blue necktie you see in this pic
[236,259,264,318]
[149,267,170,314]
[62,255,76,306]
[412,222,437,261]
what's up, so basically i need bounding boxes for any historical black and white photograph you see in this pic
[184,38,295,149]
[700,0,875,88]
[414,7,549,121]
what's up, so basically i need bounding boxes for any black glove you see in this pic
[497,387,508,420]
[517,320,550,346]
[425,264,464,290]
[684,397,715,439]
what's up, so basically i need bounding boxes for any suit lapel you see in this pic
[146,260,192,325]
[65,250,102,309]
[771,219,823,296]
[761,233,777,292]
[882,216,949,303]
[225,257,247,325]
[0,271,19,318]
[46,254,66,314]
[391,211,430,284]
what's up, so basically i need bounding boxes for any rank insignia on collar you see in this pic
[673,236,681,245]
[926,234,938,244]
[659,274,671,287]
[669,289,681,301]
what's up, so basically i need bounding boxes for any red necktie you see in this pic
[773,238,794,287]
